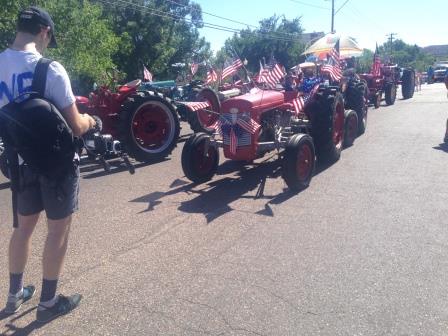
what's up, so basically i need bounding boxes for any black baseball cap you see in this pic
[18,6,57,48]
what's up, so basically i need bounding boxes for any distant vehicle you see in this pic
[433,64,448,82]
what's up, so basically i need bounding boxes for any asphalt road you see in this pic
[1,83,448,336]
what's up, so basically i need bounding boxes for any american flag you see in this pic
[205,66,218,84]
[190,61,199,76]
[256,61,286,88]
[321,39,342,82]
[181,101,210,111]
[371,44,381,77]
[143,65,153,82]
[292,95,305,115]
[255,60,269,83]
[293,83,320,115]
[221,58,243,81]
[214,113,261,155]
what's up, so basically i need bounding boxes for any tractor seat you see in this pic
[118,79,142,94]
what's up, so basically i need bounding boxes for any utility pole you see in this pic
[386,33,397,56]
[331,0,335,33]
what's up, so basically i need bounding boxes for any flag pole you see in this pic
[229,46,260,90]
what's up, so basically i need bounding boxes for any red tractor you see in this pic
[76,78,180,163]
[360,65,415,108]
[181,81,357,192]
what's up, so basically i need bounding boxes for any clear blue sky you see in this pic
[193,0,447,52]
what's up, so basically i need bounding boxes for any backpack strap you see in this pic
[5,146,20,228]
[31,58,53,96]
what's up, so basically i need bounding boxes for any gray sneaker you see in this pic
[4,285,36,314]
[36,294,82,323]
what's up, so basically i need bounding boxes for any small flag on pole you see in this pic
[321,39,342,82]
[205,66,218,84]
[190,61,199,76]
[143,65,153,82]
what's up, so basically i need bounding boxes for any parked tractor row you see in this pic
[0,36,416,193]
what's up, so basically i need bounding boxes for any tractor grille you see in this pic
[219,112,253,148]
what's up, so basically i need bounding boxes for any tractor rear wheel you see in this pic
[188,88,221,134]
[120,91,180,162]
[311,91,345,163]
[385,83,397,105]
[401,68,415,99]
[282,134,315,192]
[182,133,219,183]
[343,110,358,148]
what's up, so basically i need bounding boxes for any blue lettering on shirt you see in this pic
[0,71,34,103]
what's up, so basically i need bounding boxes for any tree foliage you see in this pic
[217,15,305,74]
[378,39,435,71]
[0,0,211,93]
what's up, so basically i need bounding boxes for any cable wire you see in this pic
[97,0,302,43]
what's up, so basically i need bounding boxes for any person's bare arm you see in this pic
[62,103,95,137]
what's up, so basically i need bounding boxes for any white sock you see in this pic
[38,296,58,309]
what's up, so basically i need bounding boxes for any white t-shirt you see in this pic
[0,48,75,110]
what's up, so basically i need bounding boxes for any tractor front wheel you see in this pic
[385,83,397,105]
[182,133,219,183]
[372,92,381,109]
[120,92,180,162]
[282,134,315,192]
[344,110,358,148]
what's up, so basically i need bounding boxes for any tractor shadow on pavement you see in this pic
[433,143,448,153]
[80,157,169,179]
[131,158,334,223]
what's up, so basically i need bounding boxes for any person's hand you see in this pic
[90,115,102,132]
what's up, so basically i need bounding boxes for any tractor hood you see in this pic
[221,89,286,114]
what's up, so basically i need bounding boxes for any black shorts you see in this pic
[17,164,80,220]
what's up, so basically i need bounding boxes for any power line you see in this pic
[289,0,330,10]
[334,0,351,15]
[162,0,301,39]
[97,0,302,43]
[162,0,257,29]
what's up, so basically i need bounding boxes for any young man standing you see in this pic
[0,6,96,322]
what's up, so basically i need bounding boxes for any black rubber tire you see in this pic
[345,79,368,135]
[401,68,415,99]
[372,92,381,109]
[188,88,221,134]
[0,148,9,179]
[282,133,315,192]
[119,91,180,162]
[181,133,219,183]
[310,90,345,163]
[385,83,397,105]
[343,110,358,148]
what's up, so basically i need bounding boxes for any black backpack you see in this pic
[0,58,76,227]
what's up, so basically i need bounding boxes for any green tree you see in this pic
[379,39,435,71]
[0,0,121,94]
[218,15,305,74]
[95,0,211,81]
